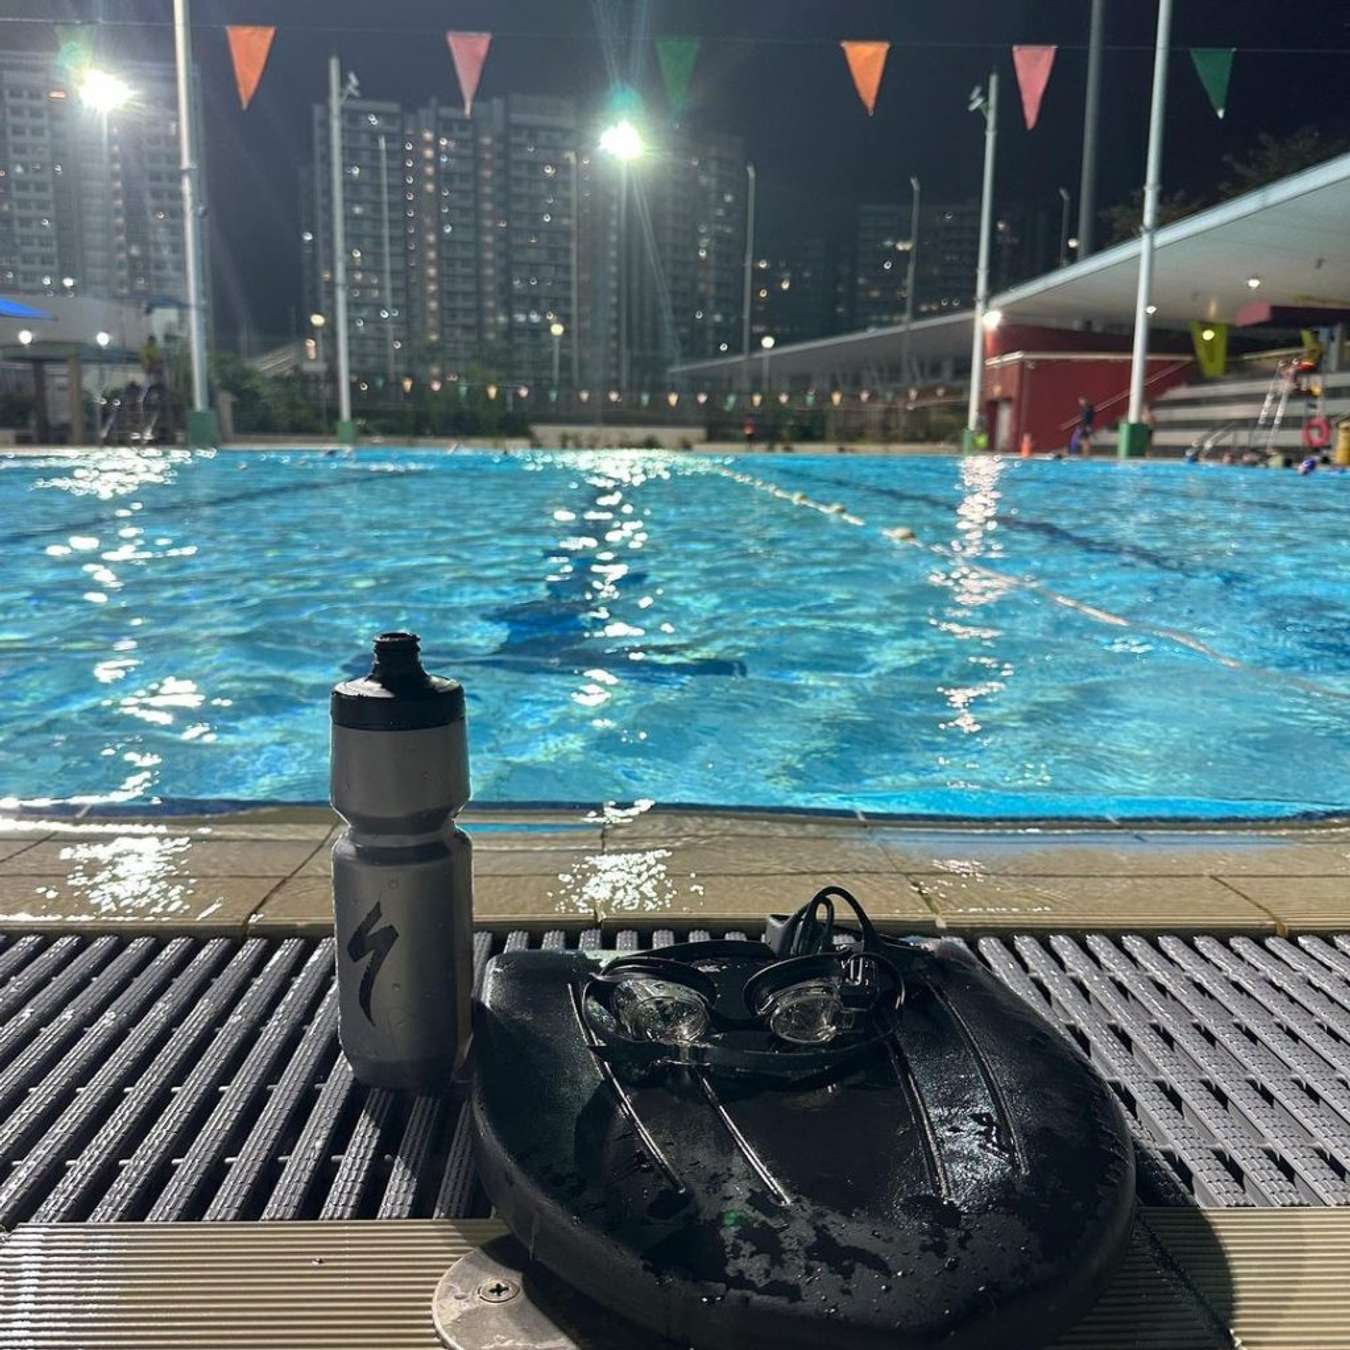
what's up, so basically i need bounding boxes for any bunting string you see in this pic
[37,19,1271,127]
[11,15,1336,54]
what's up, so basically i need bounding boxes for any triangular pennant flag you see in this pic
[1011,46,1057,130]
[447,32,492,117]
[656,37,700,115]
[54,23,96,77]
[1189,321,1229,377]
[225,27,276,110]
[1190,48,1235,119]
[841,41,890,116]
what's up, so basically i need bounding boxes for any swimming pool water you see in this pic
[3,448,1348,819]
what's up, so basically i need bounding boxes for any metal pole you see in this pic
[569,151,581,389]
[1126,0,1173,430]
[1058,186,1071,267]
[552,332,561,388]
[965,70,997,445]
[329,54,353,433]
[741,162,756,389]
[172,0,212,433]
[1077,0,1105,259]
[900,175,920,384]
[618,164,629,394]
[378,133,395,385]
[316,324,328,426]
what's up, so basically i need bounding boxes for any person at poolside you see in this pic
[1068,397,1095,455]
[139,335,166,417]
[1280,330,1325,393]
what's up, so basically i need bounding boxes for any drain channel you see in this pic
[2,928,1349,1224]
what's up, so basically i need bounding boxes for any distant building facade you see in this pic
[0,50,188,303]
[302,94,748,388]
[847,199,1047,330]
[749,230,837,349]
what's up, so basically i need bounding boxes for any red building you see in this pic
[981,323,1194,453]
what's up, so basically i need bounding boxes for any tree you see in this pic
[1100,124,1350,246]
[1102,189,1207,245]
[1219,126,1350,198]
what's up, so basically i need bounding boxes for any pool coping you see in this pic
[4,799,1348,831]
[2,805,1347,940]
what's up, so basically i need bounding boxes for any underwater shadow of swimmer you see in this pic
[341,558,747,685]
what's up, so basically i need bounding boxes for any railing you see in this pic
[1053,359,1194,434]
[1189,417,1247,454]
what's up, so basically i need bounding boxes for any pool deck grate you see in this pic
[4,928,1350,1226]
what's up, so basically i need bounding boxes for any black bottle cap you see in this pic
[331,631,465,731]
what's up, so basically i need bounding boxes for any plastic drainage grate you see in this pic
[3,928,1350,1226]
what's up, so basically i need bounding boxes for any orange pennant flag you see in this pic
[447,32,492,117]
[225,26,276,110]
[1011,45,1057,130]
[841,41,890,116]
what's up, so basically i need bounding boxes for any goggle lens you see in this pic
[762,978,847,1045]
[612,977,710,1045]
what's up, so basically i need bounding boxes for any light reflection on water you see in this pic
[2,448,1349,818]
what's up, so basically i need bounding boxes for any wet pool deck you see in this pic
[1,807,1347,938]
[4,808,1350,1349]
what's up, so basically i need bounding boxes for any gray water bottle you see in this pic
[331,631,473,1090]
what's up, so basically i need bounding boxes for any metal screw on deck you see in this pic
[476,1278,520,1304]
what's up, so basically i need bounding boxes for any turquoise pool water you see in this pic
[3,447,1348,818]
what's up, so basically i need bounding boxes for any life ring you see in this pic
[1303,415,1332,449]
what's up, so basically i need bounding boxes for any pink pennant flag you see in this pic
[447,32,492,116]
[1012,45,1057,130]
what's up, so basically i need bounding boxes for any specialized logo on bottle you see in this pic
[347,901,399,1024]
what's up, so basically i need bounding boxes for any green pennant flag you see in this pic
[1190,48,1235,119]
[656,38,700,115]
[54,23,96,77]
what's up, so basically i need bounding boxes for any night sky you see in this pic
[6,0,1349,342]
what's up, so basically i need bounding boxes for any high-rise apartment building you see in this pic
[848,199,1044,329]
[749,230,837,349]
[578,126,748,387]
[301,97,409,383]
[0,50,187,302]
[303,93,747,388]
[305,95,582,385]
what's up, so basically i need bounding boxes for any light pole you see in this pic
[760,334,775,390]
[95,329,111,441]
[563,149,581,390]
[550,321,565,389]
[1122,0,1174,457]
[965,72,998,452]
[741,162,757,390]
[598,119,643,397]
[1078,0,1105,259]
[310,313,329,428]
[1058,186,1072,267]
[900,175,920,385]
[328,54,356,444]
[172,0,216,447]
[377,132,395,386]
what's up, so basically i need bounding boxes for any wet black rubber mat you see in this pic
[2,927,1349,1224]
